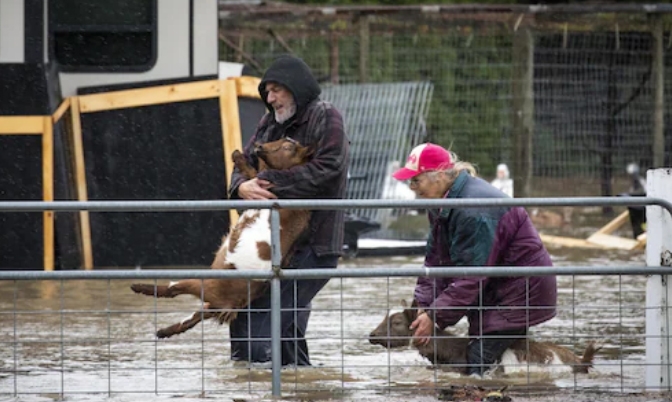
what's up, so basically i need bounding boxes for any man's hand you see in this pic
[238,178,277,200]
[410,312,433,346]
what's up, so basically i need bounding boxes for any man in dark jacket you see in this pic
[228,55,350,365]
[392,143,557,377]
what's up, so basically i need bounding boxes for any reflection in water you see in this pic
[0,247,649,401]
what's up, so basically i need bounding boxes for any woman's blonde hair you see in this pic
[447,151,477,178]
[426,151,477,183]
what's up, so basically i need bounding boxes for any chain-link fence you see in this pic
[219,3,672,197]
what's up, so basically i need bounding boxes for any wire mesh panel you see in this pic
[321,82,434,222]
[0,265,668,401]
[534,32,655,178]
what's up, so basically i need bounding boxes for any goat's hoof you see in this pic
[131,284,154,295]
[156,329,174,339]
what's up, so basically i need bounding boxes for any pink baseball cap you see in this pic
[392,143,454,181]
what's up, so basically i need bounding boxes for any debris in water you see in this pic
[438,385,511,402]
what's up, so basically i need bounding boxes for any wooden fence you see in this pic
[0,76,261,270]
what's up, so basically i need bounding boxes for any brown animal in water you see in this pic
[130,137,314,339]
[369,300,600,376]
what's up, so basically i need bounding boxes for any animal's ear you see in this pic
[402,305,416,324]
[402,298,420,323]
[301,144,317,159]
[400,299,408,308]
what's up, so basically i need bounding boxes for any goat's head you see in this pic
[254,137,314,170]
[368,299,419,349]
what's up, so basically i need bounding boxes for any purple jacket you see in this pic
[415,171,557,336]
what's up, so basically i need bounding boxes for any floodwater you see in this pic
[0,244,665,402]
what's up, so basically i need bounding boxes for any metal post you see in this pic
[270,208,283,397]
[646,169,672,390]
[652,14,665,168]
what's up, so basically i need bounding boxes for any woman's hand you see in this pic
[238,178,276,200]
[409,312,434,346]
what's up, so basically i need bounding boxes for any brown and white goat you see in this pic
[369,300,600,377]
[130,137,313,338]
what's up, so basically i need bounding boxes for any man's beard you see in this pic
[274,103,297,124]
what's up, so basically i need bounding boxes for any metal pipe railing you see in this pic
[0,196,671,215]
[1,265,671,281]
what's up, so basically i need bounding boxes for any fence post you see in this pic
[270,208,283,397]
[359,15,370,84]
[42,116,54,271]
[645,168,672,390]
[652,14,665,168]
[511,25,534,198]
[330,31,340,85]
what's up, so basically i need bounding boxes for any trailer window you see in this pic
[50,0,157,72]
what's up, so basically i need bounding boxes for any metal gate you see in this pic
[322,82,434,222]
[1,196,671,400]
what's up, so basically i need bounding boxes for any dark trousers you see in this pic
[618,192,647,239]
[466,328,528,376]
[229,246,338,366]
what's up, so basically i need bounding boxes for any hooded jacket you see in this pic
[229,55,350,257]
[415,171,557,336]
[257,55,321,114]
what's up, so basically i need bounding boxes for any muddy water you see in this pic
[0,246,651,401]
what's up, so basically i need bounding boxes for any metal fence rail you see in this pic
[1,196,671,213]
[1,197,671,399]
[2,266,672,281]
